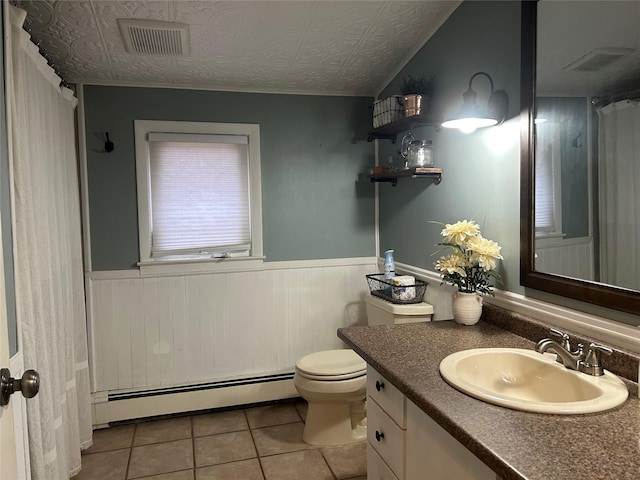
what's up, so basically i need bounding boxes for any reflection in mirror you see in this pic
[520,1,640,316]
[535,1,640,290]
[534,97,591,280]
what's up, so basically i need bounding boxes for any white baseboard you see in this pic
[92,378,298,427]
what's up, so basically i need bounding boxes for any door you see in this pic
[2,3,31,476]
[0,234,18,478]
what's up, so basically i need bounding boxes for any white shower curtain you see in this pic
[7,6,92,479]
[597,99,640,290]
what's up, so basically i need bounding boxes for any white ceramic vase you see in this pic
[452,292,483,326]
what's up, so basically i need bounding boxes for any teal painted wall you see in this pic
[377,1,523,293]
[83,87,376,270]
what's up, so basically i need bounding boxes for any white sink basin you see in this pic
[439,348,628,414]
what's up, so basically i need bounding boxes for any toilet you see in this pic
[294,294,433,445]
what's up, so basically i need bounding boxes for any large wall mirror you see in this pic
[520,0,640,316]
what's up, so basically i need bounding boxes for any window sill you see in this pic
[137,256,266,276]
[535,232,566,240]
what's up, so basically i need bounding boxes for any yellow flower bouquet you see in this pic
[433,220,503,295]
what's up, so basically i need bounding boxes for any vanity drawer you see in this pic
[367,396,405,478]
[367,365,406,428]
[367,443,400,480]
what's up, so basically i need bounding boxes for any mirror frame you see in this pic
[520,0,640,316]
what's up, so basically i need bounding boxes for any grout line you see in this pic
[190,415,197,477]
[245,408,269,480]
[318,448,338,480]
[132,468,195,480]
[124,424,135,480]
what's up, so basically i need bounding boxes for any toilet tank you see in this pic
[364,294,433,325]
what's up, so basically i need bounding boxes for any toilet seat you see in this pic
[295,349,366,381]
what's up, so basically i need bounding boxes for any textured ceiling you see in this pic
[14,0,461,96]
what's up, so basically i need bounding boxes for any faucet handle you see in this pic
[580,343,613,376]
[549,328,571,350]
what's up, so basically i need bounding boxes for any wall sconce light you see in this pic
[441,72,509,134]
[104,132,114,153]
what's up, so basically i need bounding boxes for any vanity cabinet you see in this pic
[366,365,406,480]
[406,401,498,480]
[367,366,500,480]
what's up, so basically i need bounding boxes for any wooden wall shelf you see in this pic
[368,167,443,187]
[367,115,443,142]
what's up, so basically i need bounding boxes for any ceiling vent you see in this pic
[117,19,190,56]
[563,47,634,72]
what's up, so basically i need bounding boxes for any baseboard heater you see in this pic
[92,372,299,427]
[108,372,295,400]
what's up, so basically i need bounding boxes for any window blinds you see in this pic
[535,141,555,231]
[148,137,250,256]
[534,126,559,233]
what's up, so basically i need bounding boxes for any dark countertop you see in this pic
[338,319,640,480]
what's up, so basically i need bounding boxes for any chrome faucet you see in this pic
[535,338,585,371]
[581,343,614,376]
[534,329,613,376]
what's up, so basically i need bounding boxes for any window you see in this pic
[135,120,263,272]
[534,120,563,237]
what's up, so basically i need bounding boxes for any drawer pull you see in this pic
[375,380,384,391]
[375,430,385,442]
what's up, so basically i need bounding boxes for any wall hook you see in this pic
[572,131,582,148]
[105,132,114,153]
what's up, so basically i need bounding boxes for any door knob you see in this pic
[1,368,40,407]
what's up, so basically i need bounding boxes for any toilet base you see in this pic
[302,401,367,446]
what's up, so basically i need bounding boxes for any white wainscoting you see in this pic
[87,257,640,424]
[534,236,594,281]
[87,259,376,394]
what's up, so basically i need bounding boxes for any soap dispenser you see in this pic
[384,249,395,280]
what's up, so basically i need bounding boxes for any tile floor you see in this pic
[74,400,366,480]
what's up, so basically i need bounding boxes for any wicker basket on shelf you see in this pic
[369,96,404,128]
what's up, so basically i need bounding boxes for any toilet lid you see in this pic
[296,349,366,377]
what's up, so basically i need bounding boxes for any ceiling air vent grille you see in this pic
[563,47,634,72]
[117,19,190,56]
